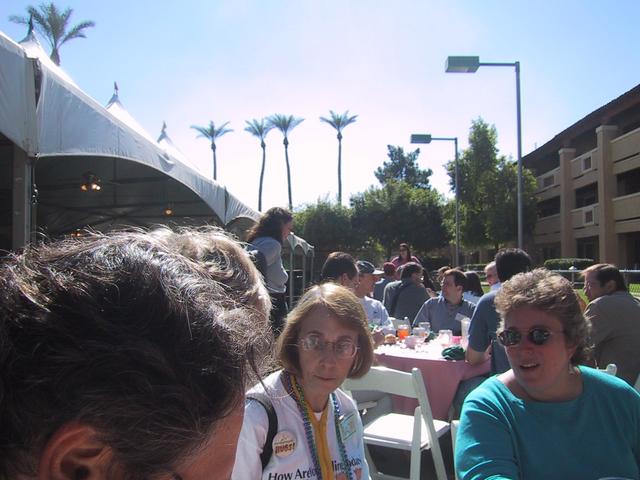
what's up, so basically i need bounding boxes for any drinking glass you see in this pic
[397,324,410,340]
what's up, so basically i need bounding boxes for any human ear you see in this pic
[38,423,114,480]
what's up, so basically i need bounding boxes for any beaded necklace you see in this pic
[283,371,354,480]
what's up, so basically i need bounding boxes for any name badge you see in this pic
[339,412,357,441]
[272,430,296,457]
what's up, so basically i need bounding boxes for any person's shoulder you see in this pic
[247,370,282,396]
[475,290,497,307]
[581,365,636,391]
[335,387,360,412]
[464,376,505,407]
[386,280,401,289]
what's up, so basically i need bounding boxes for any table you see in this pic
[374,342,490,420]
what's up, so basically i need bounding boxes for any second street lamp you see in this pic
[410,134,460,266]
[445,55,523,249]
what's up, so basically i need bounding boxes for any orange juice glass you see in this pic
[397,325,410,340]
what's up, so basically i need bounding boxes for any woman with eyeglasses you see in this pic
[232,283,373,480]
[455,269,640,480]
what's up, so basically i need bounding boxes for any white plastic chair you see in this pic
[598,363,617,376]
[342,366,450,480]
[450,420,460,480]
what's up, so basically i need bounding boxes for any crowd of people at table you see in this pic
[1,211,639,480]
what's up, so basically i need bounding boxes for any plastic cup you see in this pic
[397,324,410,340]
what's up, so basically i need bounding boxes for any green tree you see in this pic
[445,118,537,249]
[294,199,357,254]
[10,3,95,66]
[191,121,233,181]
[244,118,274,211]
[375,145,433,188]
[351,181,449,257]
[319,110,358,204]
[267,114,304,210]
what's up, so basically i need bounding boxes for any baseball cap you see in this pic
[357,260,383,275]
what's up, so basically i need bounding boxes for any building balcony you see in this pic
[613,191,640,222]
[571,204,599,229]
[535,213,560,235]
[571,149,598,179]
[611,125,640,163]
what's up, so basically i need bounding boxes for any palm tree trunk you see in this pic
[283,138,292,210]
[212,143,217,181]
[337,135,343,204]
[259,142,266,211]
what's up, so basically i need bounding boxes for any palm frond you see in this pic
[62,20,96,43]
[191,124,213,139]
[267,114,304,135]
[244,118,273,139]
[320,109,358,133]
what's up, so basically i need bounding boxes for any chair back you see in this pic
[598,363,617,376]
[343,366,447,480]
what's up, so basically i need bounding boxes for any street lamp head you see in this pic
[410,133,432,144]
[445,56,480,73]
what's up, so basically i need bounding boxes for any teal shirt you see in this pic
[456,367,640,480]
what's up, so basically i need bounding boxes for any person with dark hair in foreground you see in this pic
[456,269,640,479]
[233,283,373,479]
[0,230,271,480]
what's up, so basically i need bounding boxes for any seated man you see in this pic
[383,262,429,320]
[583,263,640,385]
[413,268,475,334]
[356,260,392,330]
[0,229,271,480]
[466,248,532,373]
[373,262,396,301]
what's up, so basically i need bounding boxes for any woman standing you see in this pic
[456,269,640,480]
[233,283,373,479]
[390,242,421,269]
[247,207,293,336]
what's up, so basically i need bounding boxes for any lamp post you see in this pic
[410,134,460,266]
[445,55,523,249]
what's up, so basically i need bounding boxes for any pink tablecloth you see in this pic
[374,344,490,420]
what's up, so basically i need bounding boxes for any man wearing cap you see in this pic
[356,260,392,330]
[373,262,396,301]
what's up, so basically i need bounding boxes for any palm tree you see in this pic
[320,110,358,204]
[245,118,274,211]
[191,121,233,181]
[9,3,95,66]
[267,114,304,210]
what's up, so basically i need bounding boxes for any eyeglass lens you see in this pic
[299,334,357,358]
[498,327,553,347]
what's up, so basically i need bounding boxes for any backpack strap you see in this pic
[247,391,278,471]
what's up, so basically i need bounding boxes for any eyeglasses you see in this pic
[497,327,563,347]
[298,334,358,359]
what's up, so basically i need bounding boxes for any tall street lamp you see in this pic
[410,134,460,266]
[445,55,523,249]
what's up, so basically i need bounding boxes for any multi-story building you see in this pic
[525,83,640,268]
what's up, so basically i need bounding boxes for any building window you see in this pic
[577,236,599,261]
[582,156,592,172]
[542,174,555,188]
[617,167,640,196]
[584,209,594,225]
[575,183,598,208]
[537,196,561,218]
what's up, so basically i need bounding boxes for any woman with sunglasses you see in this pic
[456,269,640,480]
[232,283,373,479]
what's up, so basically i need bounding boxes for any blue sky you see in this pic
[2,0,640,212]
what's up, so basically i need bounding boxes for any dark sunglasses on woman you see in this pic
[497,327,563,347]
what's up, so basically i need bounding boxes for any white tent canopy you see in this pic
[0,28,313,261]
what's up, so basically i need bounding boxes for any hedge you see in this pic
[543,258,595,270]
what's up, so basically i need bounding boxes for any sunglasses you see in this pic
[497,327,563,347]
